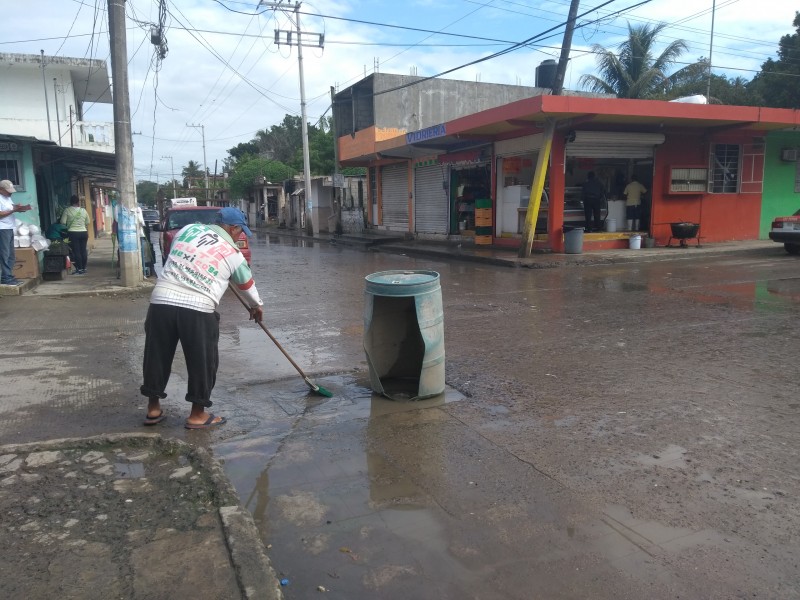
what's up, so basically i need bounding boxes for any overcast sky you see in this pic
[4,0,795,183]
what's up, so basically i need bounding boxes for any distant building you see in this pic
[0,52,116,246]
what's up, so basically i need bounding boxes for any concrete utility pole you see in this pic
[108,0,143,286]
[519,0,580,258]
[706,0,716,101]
[263,0,324,234]
[40,50,52,141]
[187,123,209,200]
[162,155,176,199]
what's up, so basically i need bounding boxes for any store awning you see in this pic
[35,142,117,182]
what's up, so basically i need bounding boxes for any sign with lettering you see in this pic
[406,124,446,144]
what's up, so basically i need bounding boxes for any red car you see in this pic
[159,206,252,265]
[768,209,800,255]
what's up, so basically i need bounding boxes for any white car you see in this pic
[769,209,800,255]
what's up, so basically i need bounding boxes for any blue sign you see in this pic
[406,124,446,144]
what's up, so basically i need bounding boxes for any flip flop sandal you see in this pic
[184,414,227,430]
[143,411,167,426]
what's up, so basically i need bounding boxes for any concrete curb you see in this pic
[0,433,282,600]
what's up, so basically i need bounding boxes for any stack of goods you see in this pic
[474,198,492,245]
[13,220,49,251]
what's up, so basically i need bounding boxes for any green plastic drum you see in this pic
[364,270,445,400]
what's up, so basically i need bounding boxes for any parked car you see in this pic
[768,209,800,255]
[142,208,160,231]
[159,206,252,265]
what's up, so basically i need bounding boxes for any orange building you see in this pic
[338,94,800,253]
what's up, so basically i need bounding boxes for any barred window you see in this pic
[709,144,740,193]
[795,158,800,194]
[0,140,24,191]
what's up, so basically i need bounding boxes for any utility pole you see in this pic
[40,50,52,141]
[706,0,716,101]
[265,0,324,234]
[187,123,209,201]
[162,155,176,199]
[519,0,580,258]
[108,0,143,286]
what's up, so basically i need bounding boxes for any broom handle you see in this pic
[228,284,310,379]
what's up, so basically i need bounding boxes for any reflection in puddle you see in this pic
[114,462,145,478]
[217,373,468,596]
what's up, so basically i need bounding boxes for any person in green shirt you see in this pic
[61,195,90,274]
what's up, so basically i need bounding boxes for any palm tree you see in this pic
[181,160,204,189]
[579,23,688,99]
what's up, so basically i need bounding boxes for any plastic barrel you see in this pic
[364,270,445,400]
[629,234,642,249]
[563,226,584,254]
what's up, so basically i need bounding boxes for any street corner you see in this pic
[0,433,282,600]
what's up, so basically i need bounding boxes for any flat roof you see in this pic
[360,96,800,162]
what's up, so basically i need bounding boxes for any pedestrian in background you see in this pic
[623,175,648,231]
[0,179,32,286]
[140,207,264,429]
[582,171,606,233]
[61,195,90,275]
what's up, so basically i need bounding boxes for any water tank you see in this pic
[535,60,557,89]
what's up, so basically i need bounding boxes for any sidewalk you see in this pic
[0,234,154,298]
[0,433,282,600]
[270,225,782,269]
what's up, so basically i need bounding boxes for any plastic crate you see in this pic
[475,198,492,209]
[475,234,492,245]
[475,215,492,227]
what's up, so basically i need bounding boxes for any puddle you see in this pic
[114,462,145,478]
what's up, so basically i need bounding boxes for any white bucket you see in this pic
[629,234,642,250]
[605,218,617,233]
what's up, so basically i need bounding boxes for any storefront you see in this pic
[495,135,542,239]
[380,162,409,230]
[449,157,491,239]
[341,95,800,252]
[563,131,663,233]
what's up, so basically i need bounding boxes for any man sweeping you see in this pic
[140,207,263,429]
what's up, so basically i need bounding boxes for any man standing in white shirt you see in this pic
[0,180,32,286]
[140,207,264,429]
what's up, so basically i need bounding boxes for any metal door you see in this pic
[381,163,408,230]
[414,164,449,234]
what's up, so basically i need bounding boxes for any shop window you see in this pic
[0,142,24,191]
[709,144,740,193]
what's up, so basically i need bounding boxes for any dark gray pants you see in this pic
[140,304,220,408]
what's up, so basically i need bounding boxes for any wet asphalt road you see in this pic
[2,233,799,599]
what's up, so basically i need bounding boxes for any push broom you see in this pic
[229,284,333,397]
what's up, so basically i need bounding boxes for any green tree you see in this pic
[227,157,295,199]
[182,160,204,179]
[136,180,158,207]
[255,115,304,167]
[226,141,261,169]
[308,116,335,176]
[748,12,800,108]
[579,23,689,99]
[656,58,760,105]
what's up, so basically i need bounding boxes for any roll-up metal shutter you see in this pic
[414,164,449,234]
[381,163,409,229]
[495,134,543,157]
[565,131,665,159]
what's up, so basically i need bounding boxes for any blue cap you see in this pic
[218,207,253,237]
